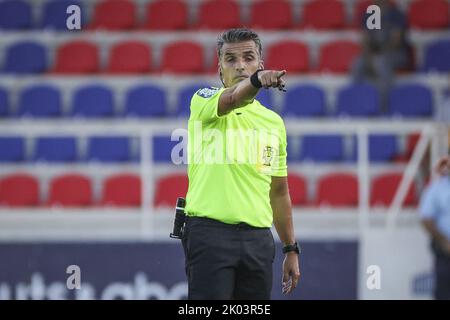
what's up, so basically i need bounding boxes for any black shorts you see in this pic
[182,216,275,300]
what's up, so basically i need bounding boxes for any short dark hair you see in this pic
[217,28,262,59]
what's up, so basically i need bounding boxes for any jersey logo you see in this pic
[262,146,274,166]
[196,87,219,98]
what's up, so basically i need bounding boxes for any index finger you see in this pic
[276,70,286,78]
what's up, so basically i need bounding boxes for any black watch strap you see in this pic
[250,69,264,88]
[282,242,300,254]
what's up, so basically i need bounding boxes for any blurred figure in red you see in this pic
[352,0,412,110]
[420,155,450,299]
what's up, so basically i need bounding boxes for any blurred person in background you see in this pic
[352,0,412,110]
[420,155,450,300]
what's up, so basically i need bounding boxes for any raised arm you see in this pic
[218,70,286,116]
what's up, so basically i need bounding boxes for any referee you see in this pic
[182,28,300,300]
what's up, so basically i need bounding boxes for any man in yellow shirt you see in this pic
[183,28,300,299]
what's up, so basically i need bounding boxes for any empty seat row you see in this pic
[1,0,449,31]
[0,133,420,164]
[0,172,185,208]
[1,39,361,75]
[4,38,450,75]
[0,82,435,119]
[288,172,418,207]
[0,171,418,208]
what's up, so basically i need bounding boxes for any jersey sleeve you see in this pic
[189,87,225,122]
[419,185,438,219]
[271,119,288,177]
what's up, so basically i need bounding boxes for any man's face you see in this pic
[219,40,263,88]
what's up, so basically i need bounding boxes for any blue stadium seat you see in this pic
[176,83,212,117]
[423,39,450,73]
[71,85,114,118]
[0,88,9,117]
[34,137,77,162]
[3,42,47,74]
[256,89,273,109]
[0,0,32,30]
[152,135,185,162]
[42,0,83,30]
[282,84,325,117]
[389,84,433,117]
[0,137,25,162]
[18,85,61,118]
[87,136,131,162]
[336,83,380,117]
[124,85,166,118]
[351,134,398,162]
[300,135,344,162]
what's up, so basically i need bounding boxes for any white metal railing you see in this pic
[0,119,446,239]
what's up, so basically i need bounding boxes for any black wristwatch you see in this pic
[282,242,301,255]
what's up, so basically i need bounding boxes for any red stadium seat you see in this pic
[266,41,309,73]
[370,173,418,207]
[101,174,141,207]
[318,40,361,73]
[48,174,92,207]
[351,0,373,28]
[197,0,240,30]
[301,0,346,29]
[315,173,358,207]
[53,41,99,74]
[90,0,136,30]
[0,173,39,207]
[408,0,450,30]
[143,0,188,30]
[288,173,308,206]
[250,0,293,30]
[161,41,204,74]
[107,41,152,74]
[154,173,188,207]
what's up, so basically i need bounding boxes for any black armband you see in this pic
[250,69,264,89]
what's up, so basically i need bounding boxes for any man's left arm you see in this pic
[270,176,300,295]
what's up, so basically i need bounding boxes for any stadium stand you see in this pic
[408,0,450,30]
[0,137,25,162]
[301,0,346,30]
[3,42,47,74]
[107,41,152,74]
[154,173,189,207]
[17,85,61,118]
[71,85,115,118]
[124,84,167,118]
[101,173,141,207]
[197,0,241,30]
[0,88,8,117]
[47,173,92,207]
[265,41,309,73]
[370,172,418,207]
[86,136,131,163]
[0,0,446,211]
[336,83,380,117]
[89,0,136,30]
[42,0,83,30]
[250,0,293,30]
[0,0,32,30]
[53,40,99,74]
[281,84,326,117]
[143,0,188,30]
[287,173,308,206]
[315,173,359,207]
[0,173,39,207]
[34,137,77,162]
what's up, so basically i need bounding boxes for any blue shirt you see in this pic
[419,176,450,240]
